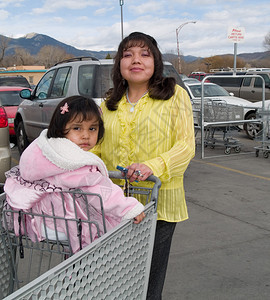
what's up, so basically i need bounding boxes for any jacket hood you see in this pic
[19,129,108,181]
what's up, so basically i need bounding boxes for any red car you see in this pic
[0,86,31,136]
[0,105,11,184]
[188,72,211,81]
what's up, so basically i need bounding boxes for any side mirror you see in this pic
[229,92,235,96]
[20,89,31,99]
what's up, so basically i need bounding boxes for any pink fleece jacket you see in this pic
[4,130,144,253]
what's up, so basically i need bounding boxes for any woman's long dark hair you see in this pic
[47,96,104,144]
[106,32,176,111]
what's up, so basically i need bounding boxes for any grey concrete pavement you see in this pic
[163,138,270,300]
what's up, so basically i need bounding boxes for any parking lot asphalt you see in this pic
[163,132,270,300]
[10,130,270,299]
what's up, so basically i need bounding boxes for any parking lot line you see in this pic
[193,158,270,181]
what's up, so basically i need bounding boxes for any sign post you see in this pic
[227,27,245,75]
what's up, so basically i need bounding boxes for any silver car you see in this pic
[0,106,11,188]
[15,57,185,153]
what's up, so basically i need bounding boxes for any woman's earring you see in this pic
[122,78,126,86]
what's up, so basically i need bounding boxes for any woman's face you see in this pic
[120,45,154,87]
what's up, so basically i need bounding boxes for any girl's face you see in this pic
[120,45,154,87]
[64,115,99,151]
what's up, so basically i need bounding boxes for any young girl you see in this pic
[4,96,145,253]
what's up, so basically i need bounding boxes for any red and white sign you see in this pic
[227,27,245,43]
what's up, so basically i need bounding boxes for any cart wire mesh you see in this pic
[0,172,161,299]
[193,100,244,154]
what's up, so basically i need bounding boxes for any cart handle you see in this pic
[108,171,161,207]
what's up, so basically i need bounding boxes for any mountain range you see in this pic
[1,32,269,63]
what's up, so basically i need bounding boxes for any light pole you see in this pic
[119,0,124,40]
[176,21,196,73]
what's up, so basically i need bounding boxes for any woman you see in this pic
[92,32,195,299]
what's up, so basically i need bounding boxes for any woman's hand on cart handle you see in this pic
[133,212,145,224]
[127,163,153,182]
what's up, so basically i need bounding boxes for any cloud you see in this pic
[169,0,190,4]
[0,0,24,8]
[192,0,216,5]
[32,0,98,14]
[52,17,65,23]
[0,9,9,20]
[129,1,164,15]
[76,16,89,21]
[94,7,114,16]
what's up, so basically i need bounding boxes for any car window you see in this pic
[101,65,114,97]
[204,85,229,96]
[0,91,22,106]
[210,77,242,87]
[0,76,31,88]
[50,67,71,98]
[263,74,270,86]
[200,75,205,80]
[163,65,184,87]
[78,64,114,99]
[189,85,229,98]
[34,70,56,100]
[254,74,270,88]
[94,65,114,99]
[78,65,96,97]
[243,77,252,87]
[189,86,201,97]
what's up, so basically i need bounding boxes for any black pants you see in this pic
[146,220,177,300]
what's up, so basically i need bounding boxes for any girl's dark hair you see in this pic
[47,96,104,144]
[106,31,176,111]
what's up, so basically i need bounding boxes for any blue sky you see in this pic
[0,0,269,57]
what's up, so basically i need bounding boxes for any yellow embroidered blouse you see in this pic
[92,84,195,222]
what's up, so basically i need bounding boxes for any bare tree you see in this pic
[263,31,270,51]
[36,45,73,68]
[201,55,245,71]
[13,48,36,65]
[0,35,11,66]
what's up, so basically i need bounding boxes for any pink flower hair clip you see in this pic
[60,103,69,114]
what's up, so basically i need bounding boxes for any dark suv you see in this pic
[15,57,184,153]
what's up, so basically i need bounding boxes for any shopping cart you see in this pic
[0,171,161,300]
[254,103,270,158]
[193,100,244,154]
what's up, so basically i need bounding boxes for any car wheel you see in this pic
[244,112,262,139]
[16,121,29,154]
